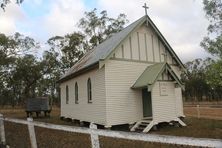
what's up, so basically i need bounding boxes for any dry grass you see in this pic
[0,107,222,148]
[4,121,31,148]
[35,127,91,148]
[184,106,222,120]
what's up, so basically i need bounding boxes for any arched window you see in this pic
[66,85,69,104]
[75,82,78,104]
[87,78,92,103]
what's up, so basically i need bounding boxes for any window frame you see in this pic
[87,78,92,103]
[66,85,69,104]
[75,82,78,104]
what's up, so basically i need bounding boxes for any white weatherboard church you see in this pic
[58,8,186,132]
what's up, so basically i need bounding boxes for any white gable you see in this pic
[113,23,176,65]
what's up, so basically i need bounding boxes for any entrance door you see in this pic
[142,88,152,117]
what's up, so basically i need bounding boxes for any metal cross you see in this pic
[143,3,149,15]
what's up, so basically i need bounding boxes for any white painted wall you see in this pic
[112,24,171,63]
[175,87,184,117]
[152,81,178,123]
[60,67,106,125]
[105,60,151,126]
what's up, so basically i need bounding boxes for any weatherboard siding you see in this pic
[175,87,184,117]
[112,24,170,63]
[171,65,182,79]
[60,67,106,125]
[105,60,152,126]
[152,81,178,123]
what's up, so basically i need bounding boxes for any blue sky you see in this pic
[0,0,211,62]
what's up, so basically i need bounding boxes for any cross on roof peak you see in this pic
[142,3,149,16]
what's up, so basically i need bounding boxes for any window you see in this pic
[75,82,78,104]
[87,78,92,103]
[66,85,69,104]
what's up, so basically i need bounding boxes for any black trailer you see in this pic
[26,97,52,117]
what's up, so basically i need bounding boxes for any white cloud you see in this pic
[0,0,211,62]
[42,0,85,37]
[0,3,26,35]
[98,0,210,62]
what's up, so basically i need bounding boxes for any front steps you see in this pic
[130,119,154,133]
[130,117,186,133]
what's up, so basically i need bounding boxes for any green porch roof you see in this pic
[132,63,183,89]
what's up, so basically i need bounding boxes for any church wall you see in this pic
[152,81,179,123]
[112,24,173,64]
[60,67,106,125]
[105,59,151,126]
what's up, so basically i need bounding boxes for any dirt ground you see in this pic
[0,106,222,148]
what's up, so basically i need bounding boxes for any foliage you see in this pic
[205,60,222,88]
[47,33,85,71]
[78,9,128,49]
[47,9,128,71]
[201,0,222,58]
[0,9,128,106]
[0,0,23,11]
[183,58,222,101]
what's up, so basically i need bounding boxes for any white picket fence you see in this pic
[0,114,222,148]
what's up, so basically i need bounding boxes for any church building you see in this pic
[58,9,186,132]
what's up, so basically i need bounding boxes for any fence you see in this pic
[0,114,222,148]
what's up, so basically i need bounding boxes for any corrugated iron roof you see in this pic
[60,16,147,80]
[132,63,165,88]
[59,15,185,82]
[132,62,184,89]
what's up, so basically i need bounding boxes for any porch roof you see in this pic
[132,62,184,89]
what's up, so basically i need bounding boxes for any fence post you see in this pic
[89,123,100,148]
[27,118,37,148]
[0,114,6,145]
[196,105,200,119]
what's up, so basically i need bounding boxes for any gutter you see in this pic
[57,61,99,84]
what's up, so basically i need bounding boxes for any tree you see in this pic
[0,32,40,106]
[0,0,23,11]
[48,9,128,72]
[201,0,222,58]
[205,60,222,101]
[182,58,212,101]
[78,8,128,49]
[0,32,39,82]
[47,32,85,71]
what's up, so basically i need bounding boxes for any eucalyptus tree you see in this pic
[201,0,222,58]
[48,9,128,72]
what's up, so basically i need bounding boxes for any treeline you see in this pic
[182,58,222,102]
[0,0,221,106]
[183,0,222,102]
[0,9,128,107]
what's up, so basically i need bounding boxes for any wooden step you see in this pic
[139,123,148,127]
[130,119,154,133]
[135,127,145,131]
[141,120,152,124]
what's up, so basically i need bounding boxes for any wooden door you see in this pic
[142,88,152,117]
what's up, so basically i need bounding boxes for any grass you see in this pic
[0,106,222,148]
[150,117,222,139]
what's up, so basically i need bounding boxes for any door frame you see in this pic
[142,88,152,117]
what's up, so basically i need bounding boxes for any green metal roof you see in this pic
[60,15,185,82]
[132,63,183,89]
